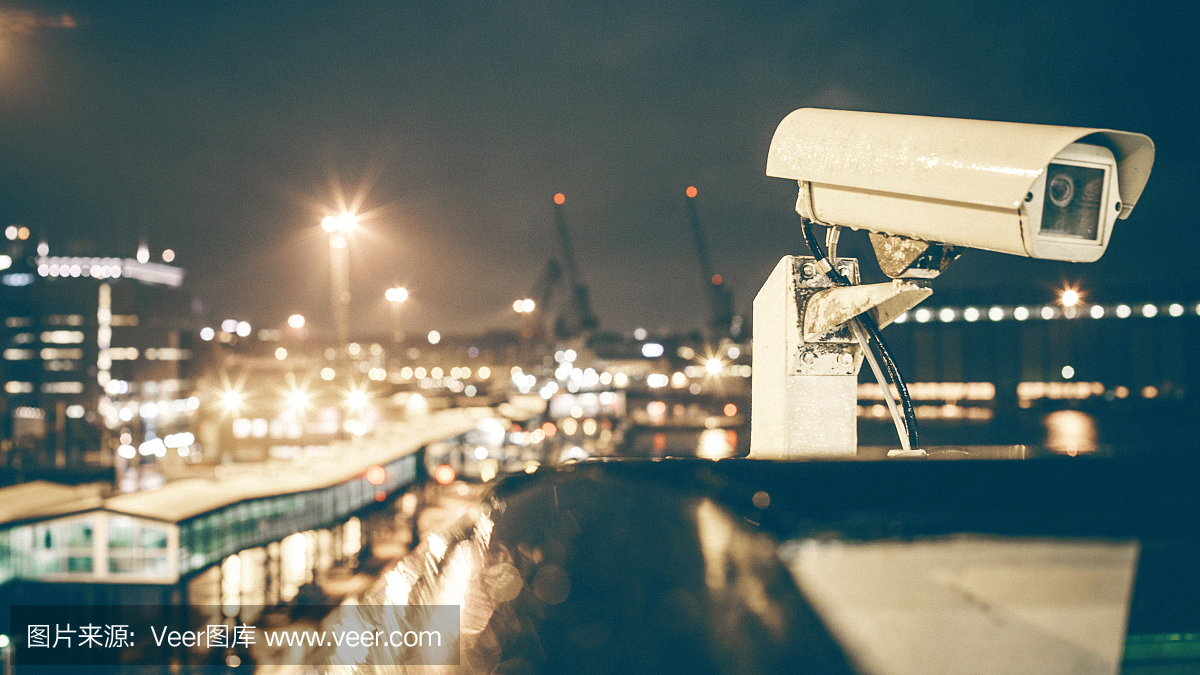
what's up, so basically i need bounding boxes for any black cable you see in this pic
[802,220,917,449]
[801,218,920,450]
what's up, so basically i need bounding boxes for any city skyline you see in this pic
[1,0,1197,338]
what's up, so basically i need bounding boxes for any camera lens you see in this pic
[1048,174,1075,208]
[1039,163,1105,242]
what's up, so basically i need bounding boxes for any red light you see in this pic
[653,432,666,451]
[686,186,698,198]
[434,464,456,485]
[374,490,387,502]
[553,193,566,205]
[366,465,386,485]
[712,274,723,286]
[724,403,737,417]
[541,421,557,437]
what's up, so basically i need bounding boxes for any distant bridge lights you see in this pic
[890,299,1200,324]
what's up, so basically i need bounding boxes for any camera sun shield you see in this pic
[766,109,1155,263]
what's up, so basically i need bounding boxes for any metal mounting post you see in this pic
[751,256,930,458]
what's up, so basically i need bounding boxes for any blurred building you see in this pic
[1,230,199,485]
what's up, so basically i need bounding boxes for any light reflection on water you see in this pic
[188,513,368,624]
[697,428,738,459]
[1043,409,1099,456]
[625,427,743,458]
[280,530,310,602]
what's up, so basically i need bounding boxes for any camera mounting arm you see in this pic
[749,253,928,459]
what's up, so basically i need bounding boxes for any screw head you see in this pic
[801,352,816,364]
[802,263,815,277]
[838,353,853,366]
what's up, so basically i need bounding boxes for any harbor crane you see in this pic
[685,186,736,338]
[551,193,599,338]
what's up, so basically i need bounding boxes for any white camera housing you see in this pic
[767,109,1155,264]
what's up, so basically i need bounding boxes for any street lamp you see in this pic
[1059,285,1083,319]
[322,214,357,351]
[513,298,539,343]
[221,389,244,414]
[385,286,408,344]
[285,388,310,413]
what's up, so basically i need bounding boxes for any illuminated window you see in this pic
[108,519,170,576]
[42,382,84,394]
[41,331,85,344]
[40,348,83,360]
[33,519,95,576]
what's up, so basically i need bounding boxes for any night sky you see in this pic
[1,0,1197,339]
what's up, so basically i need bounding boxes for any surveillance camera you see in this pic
[766,109,1155,269]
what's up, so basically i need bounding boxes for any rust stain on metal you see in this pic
[870,232,932,278]
[870,232,965,279]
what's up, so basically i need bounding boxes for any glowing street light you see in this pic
[513,298,535,313]
[322,213,358,350]
[221,389,244,413]
[321,213,358,233]
[386,286,408,344]
[1059,285,1084,318]
[345,387,369,412]
[285,388,310,412]
[288,314,306,329]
